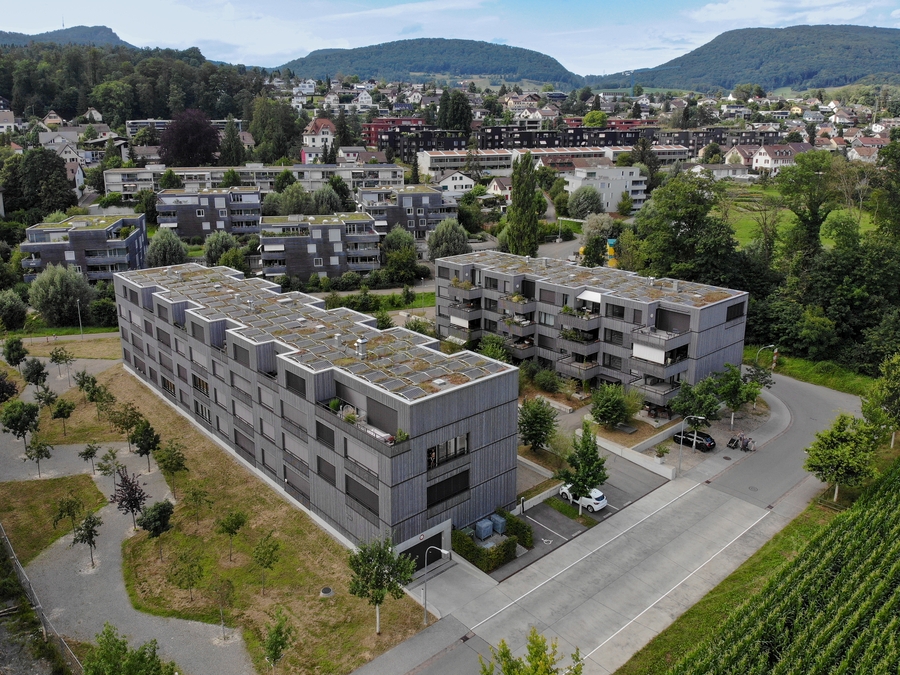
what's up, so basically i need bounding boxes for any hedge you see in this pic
[451,530,519,572]
[496,508,534,548]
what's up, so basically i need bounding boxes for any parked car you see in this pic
[672,430,716,451]
[559,484,608,512]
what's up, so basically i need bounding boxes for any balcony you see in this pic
[449,302,482,321]
[507,339,535,360]
[447,281,482,301]
[448,324,481,343]
[504,319,536,338]
[558,336,601,357]
[629,378,682,406]
[632,325,692,350]
[499,295,536,314]
[21,258,42,269]
[630,353,690,380]
[558,310,601,331]
[348,260,379,271]
[315,398,410,453]
[556,356,600,380]
[86,253,128,265]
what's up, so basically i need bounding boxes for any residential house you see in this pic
[803,110,825,123]
[115,263,518,567]
[0,110,15,133]
[296,79,317,95]
[156,186,262,239]
[358,184,458,257]
[847,146,879,163]
[20,214,148,283]
[434,251,747,408]
[42,110,64,127]
[688,164,752,181]
[564,163,647,211]
[322,93,340,109]
[82,107,103,123]
[751,142,813,175]
[851,136,890,150]
[434,170,475,195]
[302,118,337,148]
[486,176,512,202]
[353,91,373,109]
[723,145,760,167]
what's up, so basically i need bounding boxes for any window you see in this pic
[538,311,555,327]
[177,364,188,382]
[346,476,379,516]
[484,276,498,290]
[196,209,205,217]
[726,302,745,321]
[144,319,153,335]
[330,256,339,266]
[602,353,623,371]
[604,329,624,345]
[406,207,414,215]
[191,322,205,341]
[157,305,168,322]
[233,344,250,366]
[193,400,211,422]
[314,258,323,267]
[540,289,555,303]
[285,371,306,398]
[191,374,209,396]
[156,328,171,347]
[427,470,469,508]
[259,387,275,410]
[438,266,450,279]
[317,456,336,485]
[427,434,469,468]
[316,421,335,449]
[260,419,275,441]
[633,309,643,325]
[218,209,227,217]
[606,304,625,319]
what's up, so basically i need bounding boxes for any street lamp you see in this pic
[756,344,775,365]
[76,298,84,340]
[422,545,449,626]
[678,415,706,475]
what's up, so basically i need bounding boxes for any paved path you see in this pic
[354,374,859,674]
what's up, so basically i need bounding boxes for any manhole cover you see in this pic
[723,456,732,461]
[319,587,334,598]
[748,486,759,492]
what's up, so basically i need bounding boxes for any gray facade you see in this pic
[114,264,518,565]
[434,251,748,407]
[157,186,261,239]
[21,214,148,283]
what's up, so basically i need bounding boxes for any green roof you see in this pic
[32,215,124,230]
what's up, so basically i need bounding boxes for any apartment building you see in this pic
[434,251,747,407]
[358,184,458,258]
[21,214,147,283]
[259,213,381,280]
[564,164,648,211]
[126,118,243,137]
[103,163,405,198]
[114,264,518,566]
[157,187,262,239]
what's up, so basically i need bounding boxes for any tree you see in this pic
[97,448,123,489]
[79,442,101,474]
[518,397,558,453]
[716,363,762,428]
[127,418,159,473]
[1,400,40,448]
[207,575,235,640]
[409,159,420,185]
[447,91,473,132]
[427,218,471,261]
[184,482,212,526]
[591,383,629,429]
[158,169,184,190]
[3,337,27,372]
[159,109,220,166]
[24,439,52,478]
[75,369,97,402]
[49,345,75,383]
[145,228,188,267]
[669,376,721,447]
[110,402,143,452]
[865,353,900,448]
[382,225,418,285]
[82,622,176,675]
[51,398,76,435]
[73,512,102,567]
[555,420,608,515]
[219,116,245,166]
[218,168,242,188]
[201,231,238,267]
[111,467,149,529]
[0,289,27,330]
[137,500,174,561]
[507,152,540,257]
[131,126,159,147]
[348,536,416,635]
[22,357,48,387]
[477,334,509,363]
[169,548,204,601]
[274,169,296,194]
[53,490,84,542]
[155,439,188,498]
[568,186,604,219]
[218,247,249,275]
[216,510,248,562]
[29,264,95,327]
[263,608,295,674]
[582,111,607,128]
[480,626,582,675]
[776,150,837,259]
[34,384,57,411]
[804,413,878,501]
[616,192,634,217]
[91,384,116,422]
[13,148,78,215]
[253,530,281,596]
[0,372,18,405]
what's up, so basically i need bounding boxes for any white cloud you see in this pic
[686,0,884,25]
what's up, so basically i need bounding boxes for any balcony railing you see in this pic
[499,295,536,314]
[506,339,535,359]
[504,319,536,338]
[556,356,600,380]
[630,353,690,380]
[558,310,601,331]
[315,399,409,451]
[449,302,482,320]
[631,325,692,349]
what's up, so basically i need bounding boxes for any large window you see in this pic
[316,421,335,449]
[161,377,176,396]
[346,476,379,516]
[427,470,469,508]
[726,302,745,321]
[317,456,336,485]
[191,374,209,396]
[233,344,250,366]
[427,434,469,468]
[606,303,625,319]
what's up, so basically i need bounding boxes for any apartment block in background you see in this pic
[156,186,262,239]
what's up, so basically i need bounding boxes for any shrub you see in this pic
[451,529,518,572]
[496,508,534,548]
[97,192,123,208]
[520,359,541,381]
[534,369,560,393]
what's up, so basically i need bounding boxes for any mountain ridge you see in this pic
[0,25,136,49]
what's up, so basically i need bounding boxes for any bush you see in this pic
[451,529,518,572]
[520,359,541,381]
[534,369,560,393]
[97,192,123,208]
[0,289,27,330]
[496,509,534,548]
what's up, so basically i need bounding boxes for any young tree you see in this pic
[804,413,878,501]
[34,384,57,411]
[263,608,296,674]
[207,575,235,640]
[159,109,220,167]
[53,490,84,542]
[158,169,184,190]
[183,482,212,526]
[91,384,116,423]
[204,231,239,266]
[554,420,608,515]
[52,398,76,436]
[110,467,149,529]
[216,510,248,561]
[477,333,509,363]
[218,247,249,275]
[80,442,101,473]
[382,226,418,285]
[137,500,174,561]
[3,337,27,373]
[73,512,103,567]
[616,192,634,217]
[155,439,188,498]
[0,371,18,404]
[0,289,27,330]
[479,626,583,675]
[82,622,177,675]
[145,228,189,268]
[427,218,472,261]
[49,345,75,384]
[28,264,95,327]
[75,369,97,402]
[582,111,607,128]
[716,363,762,428]
[97,448,123,489]
[168,548,204,601]
[22,357,48,387]
[866,353,900,448]
[518,397,558,453]
[348,536,416,635]
[253,530,281,596]
[1,400,40,448]
[669,376,721,447]
[110,402,142,452]
[591,383,630,429]
[506,152,540,257]
[24,439,53,478]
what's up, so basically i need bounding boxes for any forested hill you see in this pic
[278,38,582,87]
[587,25,900,92]
[0,25,136,49]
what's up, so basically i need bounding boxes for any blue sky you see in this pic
[9,0,900,74]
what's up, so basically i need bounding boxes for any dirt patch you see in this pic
[26,338,123,361]
[594,417,679,446]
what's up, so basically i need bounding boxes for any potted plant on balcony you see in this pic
[344,412,357,425]
[560,305,575,315]
[329,398,341,413]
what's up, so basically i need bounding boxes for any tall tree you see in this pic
[716,363,762,428]
[203,231,239,266]
[110,467,149,529]
[252,530,281,596]
[22,357,48,387]
[158,169,184,190]
[137,500,174,561]
[29,264,95,327]
[555,420,608,515]
[159,109,220,166]
[427,218,471,261]
[669,376,721,447]
[518,397,558,453]
[73,512,102,568]
[506,152,540,257]
[216,510,248,562]
[776,150,837,259]
[437,90,451,129]
[109,402,142,452]
[591,383,629,429]
[13,148,78,216]
[334,108,352,148]
[804,413,878,501]
[218,116,245,166]
[145,228,188,267]
[865,353,900,448]
[348,536,416,635]
[447,90,473,132]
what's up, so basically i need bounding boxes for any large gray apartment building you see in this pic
[114,264,518,565]
[21,214,148,283]
[156,187,262,239]
[434,251,748,407]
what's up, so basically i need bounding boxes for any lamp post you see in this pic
[756,344,775,365]
[678,415,706,475]
[76,298,83,340]
[422,545,449,626]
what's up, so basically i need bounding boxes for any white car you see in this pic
[559,484,608,512]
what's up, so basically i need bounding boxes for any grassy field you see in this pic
[37,378,125,445]
[614,502,837,674]
[0,475,106,564]
[64,365,425,675]
[26,337,122,360]
[743,345,875,397]
[5,326,113,340]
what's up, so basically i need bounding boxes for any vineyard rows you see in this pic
[667,463,900,674]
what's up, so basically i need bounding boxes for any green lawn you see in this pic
[743,345,874,396]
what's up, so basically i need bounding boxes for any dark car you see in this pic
[672,430,716,451]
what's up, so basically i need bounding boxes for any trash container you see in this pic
[475,519,493,540]
[489,513,507,535]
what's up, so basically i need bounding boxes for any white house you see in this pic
[296,79,316,95]
[564,163,648,211]
[435,170,475,194]
[751,142,812,175]
[303,118,336,148]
